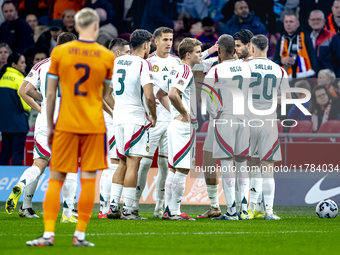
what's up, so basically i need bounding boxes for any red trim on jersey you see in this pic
[149,52,155,58]
[32,58,50,71]
[140,61,143,75]
[170,54,180,59]
[146,60,152,71]
[243,58,253,62]
[214,68,218,83]
[182,64,190,79]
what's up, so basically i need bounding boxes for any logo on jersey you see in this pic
[162,66,168,71]
[178,80,185,86]
[149,74,153,80]
[153,65,159,72]
[27,72,34,78]
[146,146,150,152]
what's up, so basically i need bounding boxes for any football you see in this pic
[316,199,338,219]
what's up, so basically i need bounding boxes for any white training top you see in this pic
[111,54,154,126]
[147,52,180,121]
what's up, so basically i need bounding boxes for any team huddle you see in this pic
[4,7,290,247]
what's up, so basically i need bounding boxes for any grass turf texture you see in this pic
[0,203,339,255]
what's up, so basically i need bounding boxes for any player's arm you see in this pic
[18,80,42,113]
[46,75,58,149]
[103,83,114,113]
[103,99,113,117]
[156,88,170,112]
[25,83,43,102]
[168,87,189,122]
[143,83,157,127]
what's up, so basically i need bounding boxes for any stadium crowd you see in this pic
[0,0,340,166]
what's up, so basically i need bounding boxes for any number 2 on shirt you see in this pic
[74,63,90,97]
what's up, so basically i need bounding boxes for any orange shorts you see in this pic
[50,131,108,173]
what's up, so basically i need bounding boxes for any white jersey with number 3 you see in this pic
[112,54,154,126]
[245,57,290,119]
[24,58,61,128]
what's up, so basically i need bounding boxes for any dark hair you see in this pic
[0,42,12,55]
[233,29,254,45]
[309,85,334,113]
[218,34,235,55]
[130,29,153,49]
[178,38,202,60]
[250,34,268,51]
[56,32,77,45]
[108,38,129,50]
[202,17,214,27]
[34,50,47,57]
[153,27,173,39]
[1,0,15,10]
[0,53,23,79]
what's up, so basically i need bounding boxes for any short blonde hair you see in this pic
[75,8,99,29]
[294,80,311,93]
[178,38,202,60]
[319,69,336,84]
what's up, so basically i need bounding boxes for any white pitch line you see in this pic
[0,230,334,237]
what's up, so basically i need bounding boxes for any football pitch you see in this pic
[1,203,339,255]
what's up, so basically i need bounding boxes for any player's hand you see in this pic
[207,42,218,55]
[182,113,191,123]
[214,111,223,119]
[147,115,157,127]
[47,127,54,150]
[155,97,159,107]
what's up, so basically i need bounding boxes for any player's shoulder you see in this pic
[169,54,181,62]
[206,62,219,76]
[140,57,152,71]
[31,58,51,72]
[176,63,192,79]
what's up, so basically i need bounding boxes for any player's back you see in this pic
[209,59,251,117]
[112,54,153,126]
[246,57,288,118]
[49,40,115,134]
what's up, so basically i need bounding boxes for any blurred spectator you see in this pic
[33,25,49,42]
[299,0,333,32]
[52,0,84,19]
[96,23,118,47]
[178,0,208,20]
[33,51,47,65]
[194,17,219,57]
[310,85,340,132]
[0,53,30,165]
[173,35,185,56]
[0,0,4,25]
[308,10,340,77]
[26,13,38,31]
[190,20,203,36]
[140,0,184,33]
[0,42,11,69]
[326,0,340,37]
[36,19,63,55]
[219,1,267,37]
[233,29,253,59]
[317,69,339,97]
[84,0,117,26]
[127,0,147,31]
[18,0,49,18]
[274,12,317,80]
[61,9,77,36]
[287,80,312,121]
[208,0,229,22]
[0,1,34,54]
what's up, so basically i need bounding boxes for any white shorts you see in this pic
[250,120,281,162]
[213,116,250,159]
[115,123,150,158]
[106,118,118,159]
[203,120,214,153]
[33,125,51,160]
[146,121,169,157]
[167,120,196,170]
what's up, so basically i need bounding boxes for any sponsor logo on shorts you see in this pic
[153,65,159,72]
[178,79,185,86]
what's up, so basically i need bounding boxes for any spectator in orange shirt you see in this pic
[52,0,84,19]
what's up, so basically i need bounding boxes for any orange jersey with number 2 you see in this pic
[48,40,115,134]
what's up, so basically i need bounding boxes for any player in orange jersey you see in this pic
[26,8,115,247]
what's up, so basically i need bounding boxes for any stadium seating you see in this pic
[289,120,313,141]
[277,119,284,133]
[310,120,340,142]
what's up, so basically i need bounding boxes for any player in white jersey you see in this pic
[109,29,157,220]
[157,38,202,220]
[245,35,291,220]
[129,27,180,218]
[5,33,78,222]
[98,38,130,219]
[202,35,252,220]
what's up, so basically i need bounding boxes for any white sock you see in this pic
[165,170,175,211]
[262,171,275,214]
[23,177,39,209]
[206,184,219,208]
[155,157,168,210]
[43,232,54,238]
[18,165,40,190]
[123,187,136,215]
[110,183,123,208]
[132,157,153,211]
[221,159,236,215]
[235,178,240,213]
[256,191,264,213]
[100,164,117,214]
[62,173,77,218]
[249,167,262,213]
[236,161,249,212]
[170,171,187,215]
[74,230,85,241]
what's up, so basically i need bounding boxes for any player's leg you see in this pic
[61,173,78,223]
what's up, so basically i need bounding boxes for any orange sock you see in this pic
[43,178,63,233]
[76,178,96,232]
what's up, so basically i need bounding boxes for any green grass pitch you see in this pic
[1,203,339,255]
